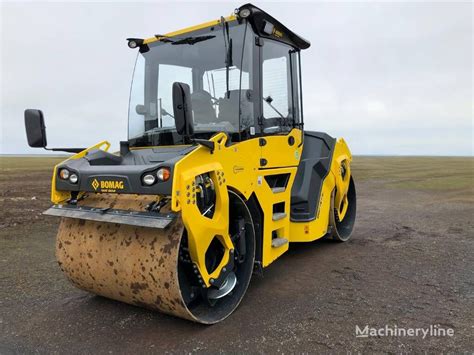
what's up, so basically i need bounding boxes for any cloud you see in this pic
[1,1,472,155]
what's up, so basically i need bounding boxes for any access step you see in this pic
[272,237,289,248]
[271,187,285,193]
[272,212,287,221]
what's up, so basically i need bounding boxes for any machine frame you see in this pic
[24,3,356,324]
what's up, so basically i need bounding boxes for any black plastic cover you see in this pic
[55,145,196,195]
[238,3,311,50]
[24,109,47,148]
[85,149,123,166]
[290,131,336,221]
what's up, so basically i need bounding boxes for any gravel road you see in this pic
[0,156,472,353]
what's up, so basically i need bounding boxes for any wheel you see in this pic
[177,190,256,323]
[330,176,356,242]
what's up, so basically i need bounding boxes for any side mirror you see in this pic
[172,82,194,136]
[24,109,47,148]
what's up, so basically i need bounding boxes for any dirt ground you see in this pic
[0,156,473,353]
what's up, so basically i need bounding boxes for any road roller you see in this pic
[24,3,356,324]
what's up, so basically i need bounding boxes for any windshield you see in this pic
[128,21,254,146]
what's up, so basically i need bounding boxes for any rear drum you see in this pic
[330,176,356,242]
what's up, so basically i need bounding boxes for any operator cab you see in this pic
[127,3,310,147]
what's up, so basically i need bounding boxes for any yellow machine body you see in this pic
[50,129,353,284]
[34,4,357,324]
[170,130,353,271]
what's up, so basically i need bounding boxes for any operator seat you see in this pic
[218,89,253,129]
[191,90,216,124]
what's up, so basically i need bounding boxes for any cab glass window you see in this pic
[262,40,291,120]
[158,65,193,128]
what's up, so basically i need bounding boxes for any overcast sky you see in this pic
[1,1,472,155]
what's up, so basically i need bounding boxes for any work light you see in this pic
[143,174,156,186]
[69,174,78,184]
[239,8,251,18]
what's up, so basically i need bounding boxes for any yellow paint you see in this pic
[260,130,303,168]
[143,15,237,45]
[255,166,296,265]
[171,130,303,280]
[51,141,111,204]
[171,133,232,286]
[331,138,352,220]
[272,28,283,38]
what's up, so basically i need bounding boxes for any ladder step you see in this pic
[272,212,287,221]
[272,237,289,248]
[271,187,285,193]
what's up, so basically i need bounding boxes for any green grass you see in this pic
[1,156,473,191]
[0,156,65,171]
[352,156,474,191]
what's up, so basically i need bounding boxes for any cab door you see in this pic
[259,38,302,168]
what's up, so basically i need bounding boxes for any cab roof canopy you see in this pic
[139,3,310,51]
[237,3,310,50]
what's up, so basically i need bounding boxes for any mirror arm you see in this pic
[193,139,215,154]
[45,147,87,154]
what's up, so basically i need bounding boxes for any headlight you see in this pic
[59,168,70,180]
[69,174,78,184]
[143,174,156,186]
[157,168,170,182]
[127,38,144,49]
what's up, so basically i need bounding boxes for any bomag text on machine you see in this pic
[25,3,357,323]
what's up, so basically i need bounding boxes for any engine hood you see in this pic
[55,145,196,195]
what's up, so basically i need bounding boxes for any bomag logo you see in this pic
[91,179,100,191]
[91,178,125,192]
[272,28,283,38]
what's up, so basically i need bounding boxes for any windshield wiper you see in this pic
[172,35,215,45]
[221,17,232,99]
[154,34,174,43]
[161,108,174,118]
[263,96,285,119]
[154,34,215,45]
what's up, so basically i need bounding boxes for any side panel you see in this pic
[289,173,335,242]
[254,167,297,266]
[260,129,303,168]
[289,137,353,242]
[290,131,336,221]
[172,130,303,270]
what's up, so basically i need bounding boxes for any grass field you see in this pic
[0,156,64,176]
[352,156,473,191]
[0,155,473,353]
[2,155,472,189]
